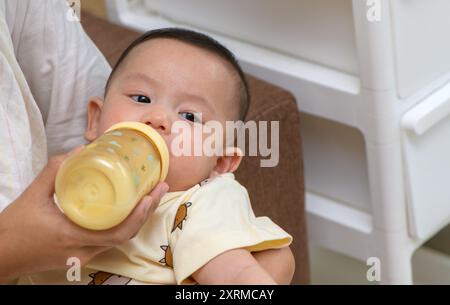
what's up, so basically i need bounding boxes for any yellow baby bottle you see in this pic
[55,122,169,230]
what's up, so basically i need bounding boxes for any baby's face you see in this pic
[86,38,239,191]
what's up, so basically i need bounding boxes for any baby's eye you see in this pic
[131,95,151,104]
[180,112,202,124]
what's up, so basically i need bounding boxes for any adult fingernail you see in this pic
[160,183,169,194]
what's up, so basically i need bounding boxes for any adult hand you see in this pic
[0,148,168,283]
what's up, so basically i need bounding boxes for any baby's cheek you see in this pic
[99,112,131,134]
[168,156,213,190]
[173,155,199,174]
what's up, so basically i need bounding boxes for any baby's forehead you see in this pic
[129,39,237,77]
[118,38,241,119]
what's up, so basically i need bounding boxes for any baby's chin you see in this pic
[164,178,200,192]
[163,170,208,192]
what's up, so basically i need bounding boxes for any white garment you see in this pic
[0,0,111,211]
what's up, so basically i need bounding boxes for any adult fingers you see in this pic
[79,182,169,247]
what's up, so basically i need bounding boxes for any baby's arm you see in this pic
[253,247,295,284]
[192,248,276,285]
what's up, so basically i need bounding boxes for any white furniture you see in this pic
[105,0,450,284]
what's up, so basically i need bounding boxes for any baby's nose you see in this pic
[143,108,170,134]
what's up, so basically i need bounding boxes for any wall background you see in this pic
[80,0,107,19]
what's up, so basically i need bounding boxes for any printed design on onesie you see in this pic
[159,245,173,267]
[88,271,131,285]
[199,178,210,186]
[171,201,192,232]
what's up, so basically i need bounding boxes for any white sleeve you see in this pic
[5,0,112,157]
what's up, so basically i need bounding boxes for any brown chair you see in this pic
[81,12,309,284]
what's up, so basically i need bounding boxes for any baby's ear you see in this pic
[84,97,104,142]
[210,147,243,176]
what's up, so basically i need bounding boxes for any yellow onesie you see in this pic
[21,173,292,285]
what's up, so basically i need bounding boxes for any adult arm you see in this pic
[0,149,168,283]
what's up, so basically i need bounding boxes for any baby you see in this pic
[24,28,293,285]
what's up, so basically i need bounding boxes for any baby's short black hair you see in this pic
[105,28,250,121]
